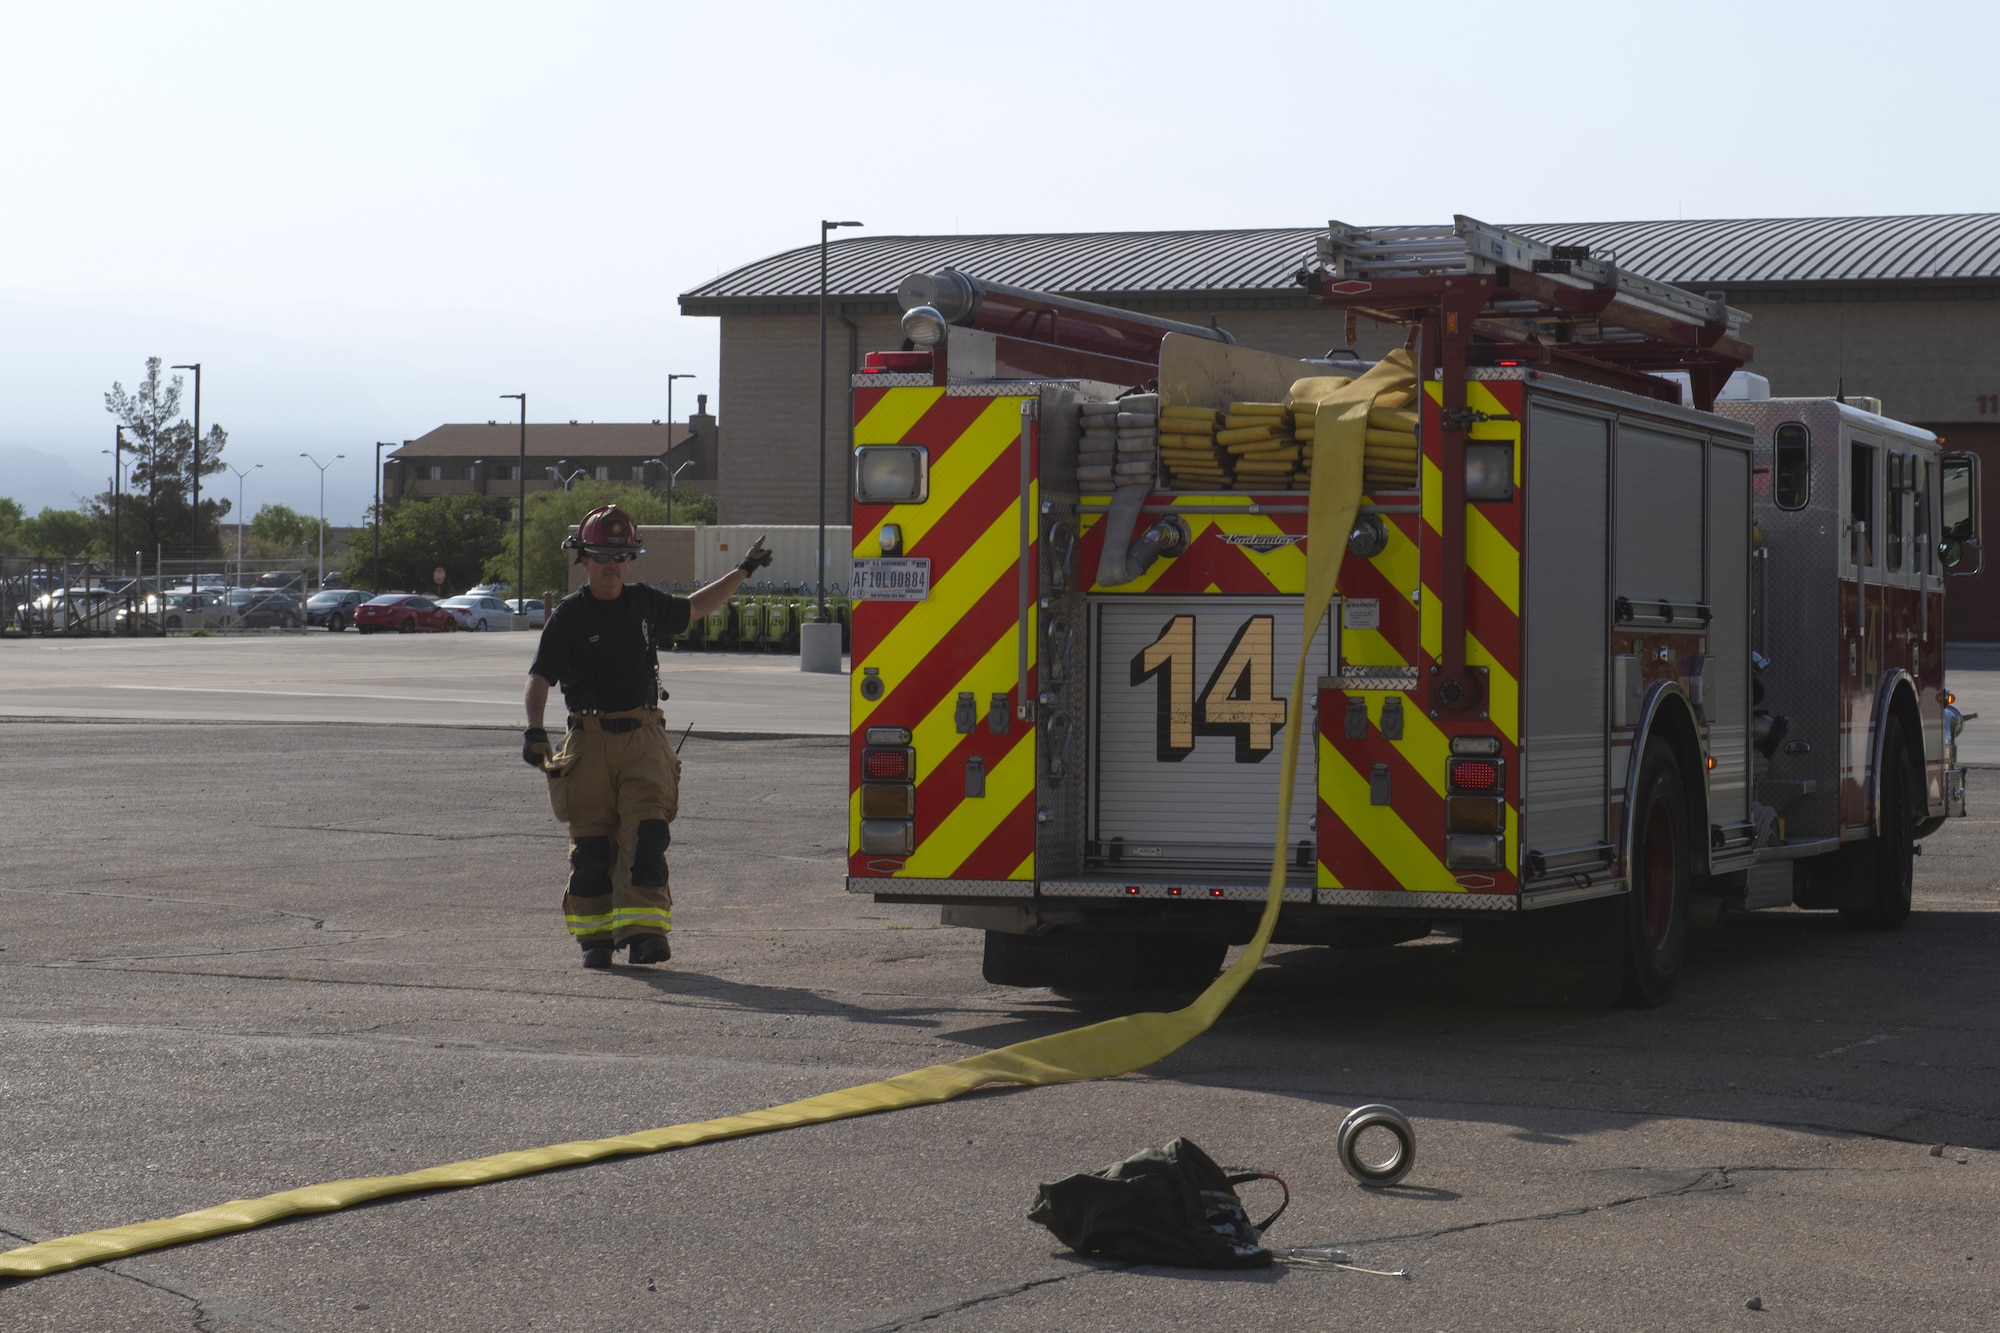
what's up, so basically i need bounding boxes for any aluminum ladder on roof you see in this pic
[1317,214,1751,342]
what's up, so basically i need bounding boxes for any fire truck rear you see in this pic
[842,216,1979,1004]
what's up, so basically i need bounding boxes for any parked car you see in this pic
[307,589,370,631]
[256,571,306,591]
[115,590,236,633]
[238,591,303,629]
[15,587,119,634]
[437,594,513,631]
[468,582,511,599]
[504,597,548,628]
[353,594,455,634]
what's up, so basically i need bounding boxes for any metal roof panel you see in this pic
[681,216,2000,311]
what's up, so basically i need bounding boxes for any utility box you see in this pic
[563,524,851,594]
[694,525,852,589]
[565,525,697,594]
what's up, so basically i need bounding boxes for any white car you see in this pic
[437,594,513,631]
[505,598,548,628]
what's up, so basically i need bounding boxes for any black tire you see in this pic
[1623,741,1690,1007]
[358,625,374,635]
[327,614,345,632]
[283,613,299,629]
[399,616,416,634]
[443,617,457,632]
[1843,717,1916,930]
[165,616,182,631]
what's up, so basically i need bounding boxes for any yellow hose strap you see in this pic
[0,351,1419,1284]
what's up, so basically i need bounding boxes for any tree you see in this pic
[103,358,230,558]
[18,508,97,558]
[368,495,507,594]
[482,480,676,597]
[0,497,23,554]
[248,504,319,558]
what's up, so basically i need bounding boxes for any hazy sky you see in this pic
[4,0,1993,526]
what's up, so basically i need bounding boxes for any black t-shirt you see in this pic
[529,584,691,713]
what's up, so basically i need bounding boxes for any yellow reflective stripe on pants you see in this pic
[0,356,1412,1282]
[563,913,615,938]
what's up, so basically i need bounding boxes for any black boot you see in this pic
[581,945,613,969]
[626,934,670,966]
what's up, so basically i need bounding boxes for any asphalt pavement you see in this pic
[0,633,847,734]
[0,639,1996,1331]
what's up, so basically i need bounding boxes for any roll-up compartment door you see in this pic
[1092,597,1331,872]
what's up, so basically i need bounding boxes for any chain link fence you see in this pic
[1,553,338,638]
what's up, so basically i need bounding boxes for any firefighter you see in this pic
[521,505,772,968]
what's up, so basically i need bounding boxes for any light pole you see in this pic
[820,218,860,612]
[300,452,343,589]
[500,394,526,605]
[227,462,262,583]
[170,362,202,585]
[666,372,694,516]
[374,441,396,593]
[545,463,586,491]
[106,426,133,579]
[671,460,694,523]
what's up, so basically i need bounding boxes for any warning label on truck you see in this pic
[1342,598,1380,630]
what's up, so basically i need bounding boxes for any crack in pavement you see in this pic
[0,884,332,930]
[0,1220,299,1332]
[845,1171,1749,1329]
[1358,1167,1732,1248]
[846,1264,1130,1333]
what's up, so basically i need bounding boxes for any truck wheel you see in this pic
[1623,740,1690,1007]
[1843,717,1915,930]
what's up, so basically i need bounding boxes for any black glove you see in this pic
[522,727,553,769]
[737,535,774,577]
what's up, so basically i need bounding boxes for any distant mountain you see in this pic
[0,446,106,516]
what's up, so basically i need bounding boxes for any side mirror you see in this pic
[1942,452,1984,577]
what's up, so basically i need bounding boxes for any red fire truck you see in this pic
[842,216,1978,1005]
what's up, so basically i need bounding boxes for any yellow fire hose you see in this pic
[0,351,1418,1282]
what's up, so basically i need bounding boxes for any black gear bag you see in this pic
[1027,1137,1289,1269]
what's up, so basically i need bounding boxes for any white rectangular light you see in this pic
[855,446,929,504]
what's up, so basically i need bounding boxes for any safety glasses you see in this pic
[585,550,636,565]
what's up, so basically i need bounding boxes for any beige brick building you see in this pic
[385,402,720,509]
[682,217,2000,632]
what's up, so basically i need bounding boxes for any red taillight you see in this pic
[1210,888,1224,898]
[1450,758,1501,793]
[863,748,911,781]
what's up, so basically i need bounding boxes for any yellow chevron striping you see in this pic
[856,395,1029,558]
[1009,853,1034,882]
[856,386,943,445]
[851,479,1036,733]
[1316,733,1461,893]
[905,727,1038,877]
[857,624,1026,867]
[1466,506,1520,616]
[1339,517,1421,666]
[1469,635,1521,744]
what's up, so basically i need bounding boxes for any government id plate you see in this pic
[851,557,931,601]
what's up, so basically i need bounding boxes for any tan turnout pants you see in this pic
[546,709,681,948]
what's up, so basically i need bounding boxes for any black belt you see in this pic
[568,714,650,733]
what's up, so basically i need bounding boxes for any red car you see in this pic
[353,594,457,634]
